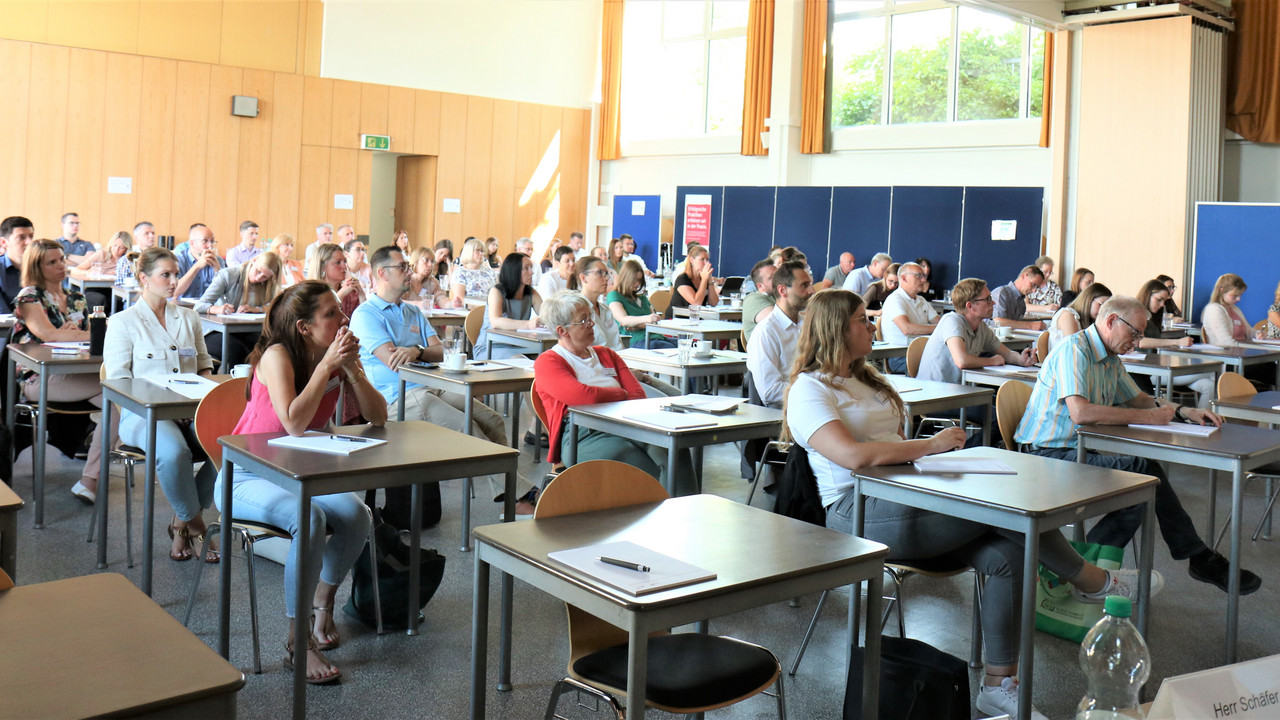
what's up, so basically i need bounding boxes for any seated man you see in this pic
[349,246,534,518]
[822,252,855,290]
[1015,295,1261,595]
[841,252,892,295]
[918,278,1034,386]
[880,261,939,373]
[746,261,813,409]
[993,265,1048,330]
[741,259,776,344]
[175,224,223,299]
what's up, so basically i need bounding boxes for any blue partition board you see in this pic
[774,187,834,273]
[958,187,1044,291]
[719,187,778,278]
[830,187,892,265]
[890,187,964,292]
[675,186,725,268]
[1192,202,1280,323]
[611,194,661,270]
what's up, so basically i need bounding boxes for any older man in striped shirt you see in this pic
[1015,295,1261,595]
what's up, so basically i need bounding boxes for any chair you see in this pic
[181,378,383,674]
[529,379,564,475]
[1035,330,1050,363]
[649,289,671,316]
[995,381,1032,452]
[874,315,884,342]
[464,304,486,348]
[537,461,786,720]
[1211,372,1280,545]
[905,336,928,378]
[0,566,11,591]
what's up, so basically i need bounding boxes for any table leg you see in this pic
[397,379,406,421]
[1137,495,1155,639]
[863,569,883,720]
[33,369,48,529]
[471,551,490,719]
[222,332,231,374]
[625,622,649,720]
[498,572,513,691]
[667,439,678,496]
[565,419,578,466]
[1227,465,1243,663]
[408,482,423,636]
[461,393,474,553]
[95,395,112,569]
[6,356,16,473]
[292,492,310,719]
[851,478,865,654]
[219,463,234,657]
[141,409,158,596]
[1017,524,1040,720]
[980,403,991,447]
[1207,470,1217,542]
[509,392,521,449]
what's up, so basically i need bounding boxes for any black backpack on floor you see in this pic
[843,636,970,720]
[343,511,446,630]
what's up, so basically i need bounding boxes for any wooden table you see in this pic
[0,480,22,580]
[396,363,535,550]
[5,343,103,529]
[853,447,1160,720]
[0,573,245,718]
[218,420,519,719]
[69,274,116,308]
[888,376,994,445]
[1120,352,1223,401]
[618,347,747,394]
[1076,423,1280,663]
[1160,345,1280,388]
[470,494,890,720]
[111,283,140,312]
[198,313,265,370]
[644,319,743,347]
[564,396,782,496]
[484,327,558,359]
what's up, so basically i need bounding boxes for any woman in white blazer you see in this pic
[103,246,219,563]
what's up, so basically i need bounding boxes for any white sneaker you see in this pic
[70,480,96,505]
[974,677,1049,720]
[1072,568,1165,604]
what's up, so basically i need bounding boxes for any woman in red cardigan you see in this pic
[534,291,695,493]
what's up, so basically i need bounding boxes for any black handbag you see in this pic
[843,636,971,720]
[343,512,446,630]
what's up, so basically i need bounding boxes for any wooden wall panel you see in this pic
[301,76,332,147]
[25,44,70,234]
[297,146,330,245]
[559,108,588,238]
[0,42,31,213]
[0,1,48,42]
[488,100,518,249]
[236,69,274,227]
[170,61,211,233]
[99,53,143,237]
[436,93,468,242]
[330,80,362,150]
[511,103,542,243]
[356,151,374,234]
[462,97,494,239]
[63,49,107,240]
[387,86,416,153]
[537,106,564,240]
[137,1,222,65]
[136,57,176,233]
[48,1,139,55]
[395,155,437,255]
[413,89,441,156]
[360,83,389,137]
[267,73,304,242]
[203,65,242,239]
[328,149,359,231]
[219,0,299,73]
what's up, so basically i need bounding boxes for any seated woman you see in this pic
[1155,274,1182,321]
[572,256,679,396]
[195,251,282,369]
[451,237,496,305]
[1136,279,1215,408]
[344,239,372,289]
[104,247,219,562]
[270,234,305,287]
[74,230,130,276]
[1060,267,1094,307]
[393,229,412,257]
[1047,282,1112,352]
[860,262,899,317]
[784,289,1151,720]
[432,239,454,286]
[12,239,111,505]
[216,281,387,684]
[666,243,719,318]
[914,256,940,302]
[1201,273,1256,347]
[1263,280,1280,340]
[539,238,562,273]
[606,259,670,349]
[485,236,502,268]
[534,292,694,493]
[405,246,449,311]
[311,243,364,424]
[474,252,542,360]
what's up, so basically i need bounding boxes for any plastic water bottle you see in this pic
[1076,596,1150,720]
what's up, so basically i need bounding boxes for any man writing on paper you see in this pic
[746,261,813,409]
[1015,296,1261,595]
[880,261,939,374]
[993,265,1048,330]
[349,247,536,522]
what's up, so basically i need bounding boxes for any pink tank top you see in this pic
[232,372,342,435]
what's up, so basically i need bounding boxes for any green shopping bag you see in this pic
[1035,540,1125,642]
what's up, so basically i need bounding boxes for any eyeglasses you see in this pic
[1115,314,1145,342]
[581,269,608,278]
[971,295,994,304]
[900,272,926,279]
[562,317,595,328]
[382,262,411,274]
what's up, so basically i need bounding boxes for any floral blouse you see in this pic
[13,286,88,345]
[1266,302,1280,340]
[453,266,496,299]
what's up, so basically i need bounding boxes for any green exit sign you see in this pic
[360,134,390,150]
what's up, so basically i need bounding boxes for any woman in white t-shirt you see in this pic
[1047,282,1111,352]
[782,289,1154,720]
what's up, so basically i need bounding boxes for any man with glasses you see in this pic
[1016,296,1261,595]
[993,264,1049,330]
[349,247,535,522]
[917,278,1034,386]
[880,261,940,373]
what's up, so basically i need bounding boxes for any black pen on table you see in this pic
[329,434,368,443]
[597,556,650,573]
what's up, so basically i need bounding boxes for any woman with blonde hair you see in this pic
[1263,280,1280,340]
[1201,273,1253,347]
[450,236,496,304]
[606,259,668,349]
[406,246,449,310]
[270,234,305,287]
[393,229,412,256]
[1047,282,1112,352]
[196,251,283,368]
[74,230,131,275]
[1060,267,1094,306]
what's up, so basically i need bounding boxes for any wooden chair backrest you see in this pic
[649,289,671,316]
[464,304,486,347]
[1035,331,1050,363]
[534,461,670,664]
[996,380,1033,451]
[530,378,551,433]
[1217,371,1256,401]
[905,336,928,378]
[195,377,250,471]
[874,315,884,342]
[0,567,12,591]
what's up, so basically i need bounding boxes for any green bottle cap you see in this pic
[1104,596,1132,618]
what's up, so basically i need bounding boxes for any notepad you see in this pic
[629,411,718,430]
[221,312,266,321]
[1128,423,1219,437]
[515,328,554,335]
[43,341,89,350]
[1186,343,1223,351]
[267,431,388,455]
[911,456,1018,474]
[984,364,1038,374]
[464,361,507,372]
[663,394,740,415]
[144,373,218,400]
[547,541,716,596]
[1120,352,1149,361]
[491,356,535,369]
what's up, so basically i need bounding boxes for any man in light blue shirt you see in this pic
[56,212,95,263]
[841,252,892,295]
[174,224,222,299]
[225,220,261,267]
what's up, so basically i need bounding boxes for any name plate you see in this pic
[1148,654,1280,719]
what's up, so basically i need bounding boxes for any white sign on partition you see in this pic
[1147,653,1280,719]
[991,219,1017,241]
[631,200,646,216]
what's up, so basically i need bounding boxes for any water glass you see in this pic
[677,337,694,363]
[730,292,742,309]
[688,305,701,325]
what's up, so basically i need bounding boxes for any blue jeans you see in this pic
[119,412,215,522]
[215,468,371,618]
[636,335,677,350]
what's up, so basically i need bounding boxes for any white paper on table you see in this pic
[547,540,716,596]
[515,328,553,335]
[664,394,740,414]
[143,374,219,400]
[267,431,387,455]
[984,364,1038,374]
[221,313,266,321]
[464,361,508,372]
[911,456,1018,474]
[628,411,718,430]
[43,341,89,349]
[1128,423,1219,437]
[1120,352,1149,361]
[1186,343,1223,351]
[490,356,535,369]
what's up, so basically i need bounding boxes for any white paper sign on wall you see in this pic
[107,177,132,194]
[1147,653,1280,719]
[333,194,354,210]
[443,198,461,214]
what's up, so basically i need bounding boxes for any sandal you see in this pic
[311,607,340,651]
[167,521,194,562]
[283,639,342,685]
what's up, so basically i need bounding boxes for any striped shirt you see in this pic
[1014,323,1142,449]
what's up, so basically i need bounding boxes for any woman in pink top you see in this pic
[216,281,387,684]
[1201,273,1255,347]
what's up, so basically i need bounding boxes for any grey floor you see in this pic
[9,392,1280,720]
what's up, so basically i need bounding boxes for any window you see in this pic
[621,0,748,142]
[830,1,1045,129]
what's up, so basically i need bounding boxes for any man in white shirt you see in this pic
[619,234,654,278]
[336,224,356,246]
[881,261,939,373]
[842,252,892,295]
[537,245,576,299]
[303,223,332,277]
[515,236,540,284]
[568,231,588,259]
[746,261,813,408]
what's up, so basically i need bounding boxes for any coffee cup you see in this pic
[694,340,713,358]
[995,326,1013,340]
[231,364,251,379]
[443,351,467,371]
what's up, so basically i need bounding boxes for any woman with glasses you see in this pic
[572,255,679,395]
[534,291,694,492]
[1155,274,1182,321]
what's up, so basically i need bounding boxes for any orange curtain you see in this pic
[800,0,829,154]
[741,0,775,156]
[1227,0,1280,143]
[597,0,625,161]
[1038,31,1054,148]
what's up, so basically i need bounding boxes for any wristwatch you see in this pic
[414,344,427,361]
[1174,405,1187,422]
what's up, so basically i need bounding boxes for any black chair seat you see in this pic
[17,399,99,414]
[117,444,145,457]
[572,633,778,709]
